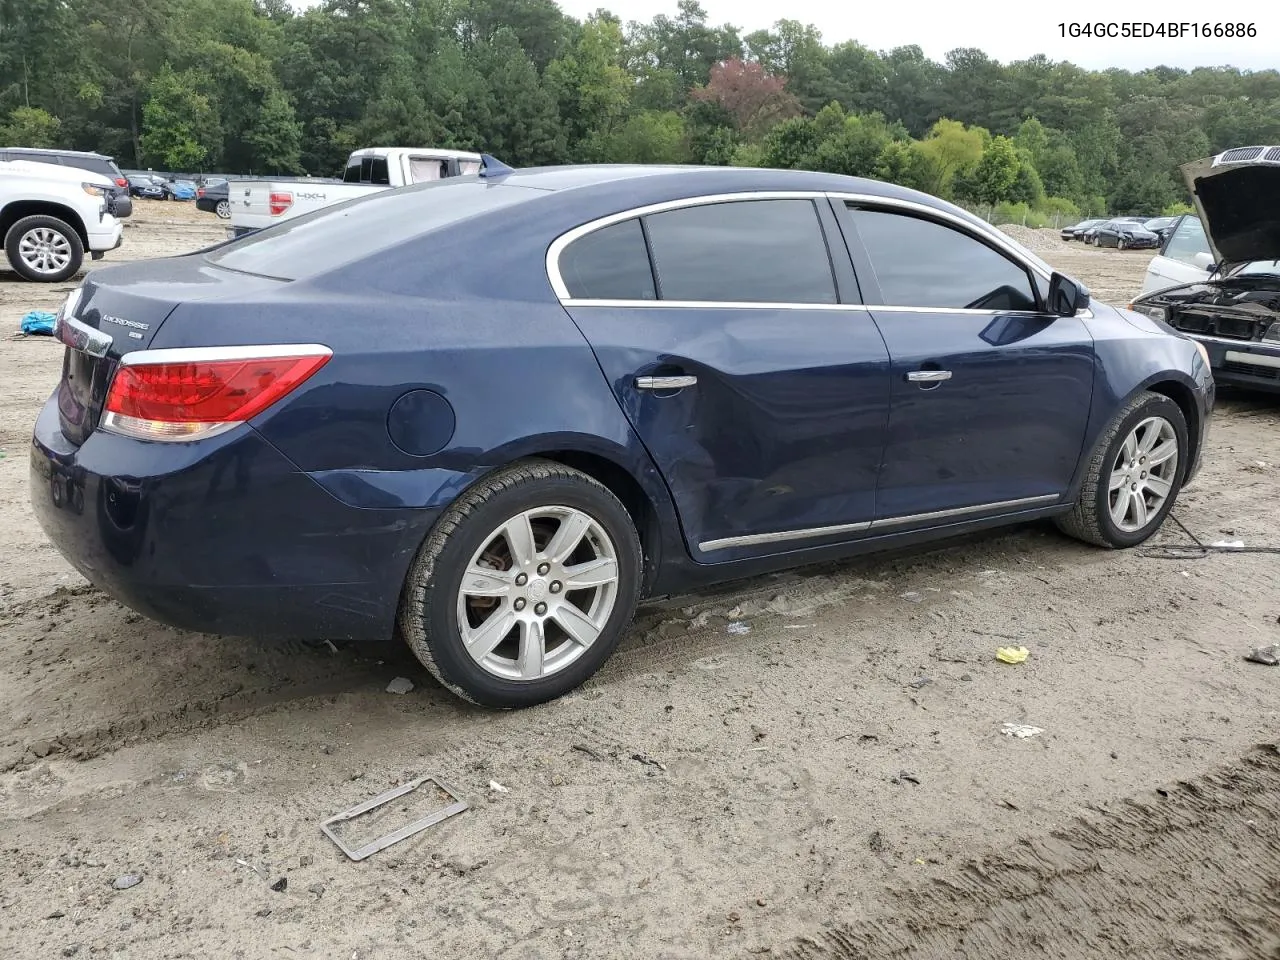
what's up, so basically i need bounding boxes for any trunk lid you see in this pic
[1181,146,1280,273]
[53,255,286,446]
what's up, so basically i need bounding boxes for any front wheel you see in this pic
[398,461,642,708]
[1117,237,1126,250]
[4,215,84,283]
[1056,391,1188,548]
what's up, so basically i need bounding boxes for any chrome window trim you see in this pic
[698,493,1060,552]
[546,189,1054,309]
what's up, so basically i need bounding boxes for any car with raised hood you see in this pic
[1131,146,1280,394]
[1139,214,1216,296]
[30,160,1213,708]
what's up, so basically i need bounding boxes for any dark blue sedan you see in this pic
[30,164,1214,707]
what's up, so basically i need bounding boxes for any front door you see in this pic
[556,197,891,559]
[836,202,1095,525]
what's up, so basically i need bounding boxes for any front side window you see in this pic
[1163,216,1209,265]
[848,206,1039,312]
[643,199,838,304]
[560,219,656,300]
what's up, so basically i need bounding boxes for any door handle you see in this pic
[906,370,952,383]
[635,375,697,390]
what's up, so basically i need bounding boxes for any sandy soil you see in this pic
[1,222,1278,959]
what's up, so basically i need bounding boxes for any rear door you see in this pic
[557,196,891,559]
[835,201,1095,525]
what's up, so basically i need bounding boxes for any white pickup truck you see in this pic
[0,159,124,282]
[227,146,486,237]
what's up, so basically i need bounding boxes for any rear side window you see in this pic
[643,199,837,304]
[560,219,656,300]
[1163,216,1209,265]
[207,180,542,280]
[848,207,1039,312]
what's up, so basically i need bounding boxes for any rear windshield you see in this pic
[206,179,541,280]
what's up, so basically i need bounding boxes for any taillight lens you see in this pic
[197,188,206,199]
[101,346,331,442]
[115,177,128,187]
[269,192,293,216]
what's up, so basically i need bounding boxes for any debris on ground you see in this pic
[320,774,469,861]
[908,676,932,689]
[385,676,414,694]
[1002,722,1044,739]
[111,874,143,890]
[631,753,667,772]
[19,311,57,336]
[571,743,603,761]
[1244,644,1280,666]
[270,877,287,892]
[727,621,750,635]
[868,830,889,853]
[488,779,509,793]
[892,771,921,785]
[1210,539,1246,550]
[996,646,1030,664]
[901,591,923,603]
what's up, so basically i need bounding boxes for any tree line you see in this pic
[2,0,1279,219]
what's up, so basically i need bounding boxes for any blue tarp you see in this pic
[20,311,56,336]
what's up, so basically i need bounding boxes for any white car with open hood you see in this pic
[1131,146,1280,393]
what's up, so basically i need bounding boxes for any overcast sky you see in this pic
[294,0,1276,71]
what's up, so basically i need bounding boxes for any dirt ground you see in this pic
[1,216,1278,960]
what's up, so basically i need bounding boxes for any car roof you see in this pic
[3,147,115,161]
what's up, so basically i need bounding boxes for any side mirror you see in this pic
[1047,272,1090,317]
[1191,251,1214,271]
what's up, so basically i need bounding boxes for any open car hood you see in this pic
[1181,146,1280,273]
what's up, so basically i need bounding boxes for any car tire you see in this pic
[1117,237,1126,250]
[1056,390,1189,549]
[4,214,84,283]
[398,459,643,709]
[215,200,231,220]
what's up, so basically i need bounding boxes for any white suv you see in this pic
[0,159,124,282]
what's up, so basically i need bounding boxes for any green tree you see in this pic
[591,110,687,164]
[965,135,1020,204]
[546,14,632,157]
[140,65,219,169]
[0,106,62,147]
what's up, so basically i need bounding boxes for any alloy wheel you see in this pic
[1108,416,1178,533]
[456,506,620,681]
[18,227,72,276]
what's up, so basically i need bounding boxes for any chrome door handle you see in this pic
[906,370,952,383]
[635,375,697,390]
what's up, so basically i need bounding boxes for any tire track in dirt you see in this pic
[784,745,1280,960]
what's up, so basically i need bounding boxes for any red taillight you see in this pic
[101,346,331,441]
[115,177,128,187]
[269,192,293,216]
[197,187,206,199]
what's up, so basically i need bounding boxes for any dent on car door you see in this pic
[556,196,892,559]
[836,203,1095,524]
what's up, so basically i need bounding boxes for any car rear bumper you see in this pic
[29,394,443,641]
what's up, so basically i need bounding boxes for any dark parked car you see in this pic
[1142,216,1178,242]
[1061,218,1103,241]
[1132,145,1280,394]
[196,178,231,219]
[127,175,165,200]
[1093,219,1162,250]
[31,163,1213,707]
[0,148,132,218]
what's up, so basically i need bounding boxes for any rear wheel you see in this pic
[215,200,231,220]
[398,460,642,708]
[1056,391,1187,549]
[4,215,84,283]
